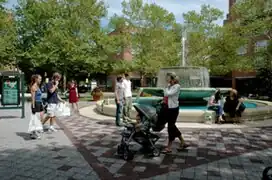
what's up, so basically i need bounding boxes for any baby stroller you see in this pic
[263,167,272,180]
[117,103,166,161]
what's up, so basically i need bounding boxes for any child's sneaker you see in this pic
[48,126,57,132]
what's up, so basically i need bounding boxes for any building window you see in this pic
[237,46,247,55]
[255,40,268,52]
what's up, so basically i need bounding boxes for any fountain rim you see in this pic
[159,66,209,70]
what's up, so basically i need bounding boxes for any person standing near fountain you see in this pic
[162,73,189,154]
[115,75,125,126]
[123,73,132,122]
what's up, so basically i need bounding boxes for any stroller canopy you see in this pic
[133,103,157,120]
[133,103,165,132]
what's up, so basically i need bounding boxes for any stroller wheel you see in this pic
[117,145,124,155]
[262,166,272,180]
[123,147,134,161]
[152,148,160,157]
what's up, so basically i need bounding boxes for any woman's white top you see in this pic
[164,84,180,109]
[207,95,225,107]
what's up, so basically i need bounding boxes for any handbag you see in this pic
[56,103,71,117]
[28,113,43,133]
[239,102,246,112]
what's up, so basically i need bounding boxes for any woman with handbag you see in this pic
[223,89,245,123]
[162,73,189,154]
[28,74,44,139]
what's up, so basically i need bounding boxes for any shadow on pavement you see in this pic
[16,132,32,141]
[0,116,20,119]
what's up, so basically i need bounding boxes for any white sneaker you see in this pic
[48,126,57,132]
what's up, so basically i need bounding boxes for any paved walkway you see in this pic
[0,102,99,180]
[0,102,272,180]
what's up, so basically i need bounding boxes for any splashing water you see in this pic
[156,66,210,88]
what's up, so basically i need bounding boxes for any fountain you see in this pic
[157,66,210,88]
[93,66,272,123]
[139,66,215,103]
[91,27,272,122]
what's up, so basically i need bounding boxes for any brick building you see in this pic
[224,0,270,56]
[106,28,144,91]
[218,0,271,91]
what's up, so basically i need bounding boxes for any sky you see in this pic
[4,0,229,26]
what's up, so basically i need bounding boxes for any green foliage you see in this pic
[109,0,181,76]
[182,5,224,67]
[2,0,269,80]
[208,24,253,75]
[255,41,272,92]
[232,0,272,40]
[231,0,271,80]
[0,0,16,68]
[183,4,255,75]
[14,0,112,75]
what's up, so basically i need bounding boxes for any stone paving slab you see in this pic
[0,103,98,180]
[1,102,272,180]
[59,103,272,179]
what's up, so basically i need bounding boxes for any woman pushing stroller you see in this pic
[161,73,189,154]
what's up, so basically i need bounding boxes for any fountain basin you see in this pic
[95,66,272,123]
[96,97,272,123]
[137,87,232,102]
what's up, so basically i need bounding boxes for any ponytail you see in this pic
[31,75,38,87]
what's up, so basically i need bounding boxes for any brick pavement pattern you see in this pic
[0,102,272,180]
[0,103,99,180]
[59,103,272,180]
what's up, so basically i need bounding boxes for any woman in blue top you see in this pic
[29,74,43,139]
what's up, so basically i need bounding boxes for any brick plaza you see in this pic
[0,102,271,180]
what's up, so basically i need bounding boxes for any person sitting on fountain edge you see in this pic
[207,89,225,123]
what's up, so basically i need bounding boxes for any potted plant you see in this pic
[91,87,103,101]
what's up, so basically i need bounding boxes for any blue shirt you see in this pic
[35,88,42,102]
[46,82,59,104]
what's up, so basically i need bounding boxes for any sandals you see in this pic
[177,143,189,150]
[161,148,172,154]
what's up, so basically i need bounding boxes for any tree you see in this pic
[231,0,272,91]
[111,0,181,78]
[0,0,16,69]
[231,0,272,40]
[255,41,272,93]
[182,4,224,67]
[14,0,112,79]
[182,4,254,75]
[208,24,253,75]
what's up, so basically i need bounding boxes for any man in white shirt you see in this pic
[123,73,132,121]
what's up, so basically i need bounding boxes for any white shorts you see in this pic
[47,104,58,117]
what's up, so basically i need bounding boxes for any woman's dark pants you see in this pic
[167,107,181,142]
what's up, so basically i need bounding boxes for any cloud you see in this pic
[104,0,229,25]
